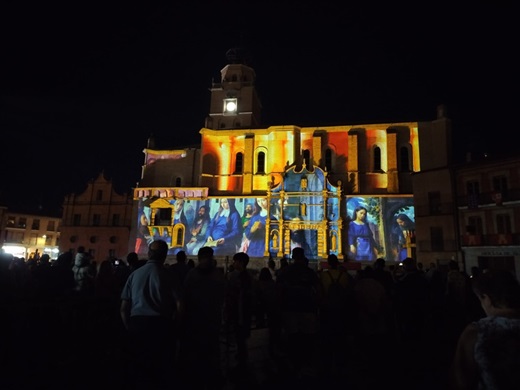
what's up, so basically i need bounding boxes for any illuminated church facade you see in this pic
[131,49,455,268]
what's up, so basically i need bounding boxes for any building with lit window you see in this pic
[130,49,460,271]
[455,155,520,274]
[1,211,60,260]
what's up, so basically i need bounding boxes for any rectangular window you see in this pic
[373,147,381,171]
[257,152,266,174]
[492,175,507,192]
[6,216,15,227]
[492,175,508,199]
[96,190,103,201]
[430,227,444,251]
[155,208,172,226]
[428,191,441,215]
[31,219,40,230]
[112,214,120,226]
[18,217,27,228]
[47,220,55,231]
[466,180,480,208]
[325,149,333,172]
[93,214,101,226]
[73,214,81,226]
[45,235,53,245]
[235,152,243,174]
[467,216,483,235]
[496,213,512,234]
[399,147,410,171]
[466,180,480,195]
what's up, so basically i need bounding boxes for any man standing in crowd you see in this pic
[276,247,321,378]
[120,239,178,389]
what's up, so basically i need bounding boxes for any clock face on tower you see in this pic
[226,101,237,112]
[223,98,238,115]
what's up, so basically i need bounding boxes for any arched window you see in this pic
[400,146,410,171]
[173,224,185,248]
[303,149,310,167]
[175,177,181,186]
[176,229,183,246]
[374,147,382,171]
[235,152,243,173]
[257,152,265,174]
[325,149,332,172]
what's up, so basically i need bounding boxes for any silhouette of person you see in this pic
[450,269,520,389]
[168,250,190,299]
[120,239,178,388]
[290,229,312,260]
[275,247,320,376]
[178,246,227,388]
[225,252,253,370]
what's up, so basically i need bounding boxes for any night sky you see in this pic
[1,2,516,216]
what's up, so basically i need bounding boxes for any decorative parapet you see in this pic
[133,187,209,200]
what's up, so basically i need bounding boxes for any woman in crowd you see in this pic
[449,269,520,389]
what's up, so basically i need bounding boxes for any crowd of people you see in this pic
[1,243,519,390]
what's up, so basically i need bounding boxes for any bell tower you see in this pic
[205,48,262,130]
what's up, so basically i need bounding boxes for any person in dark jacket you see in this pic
[120,239,178,389]
[276,247,321,376]
[225,252,254,370]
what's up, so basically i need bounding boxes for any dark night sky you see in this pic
[0,2,516,216]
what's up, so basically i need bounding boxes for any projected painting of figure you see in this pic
[346,196,414,262]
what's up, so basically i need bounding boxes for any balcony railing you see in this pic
[457,188,520,208]
[461,233,520,246]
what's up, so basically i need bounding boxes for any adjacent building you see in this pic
[59,172,134,261]
[456,155,520,275]
[1,211,60,260]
